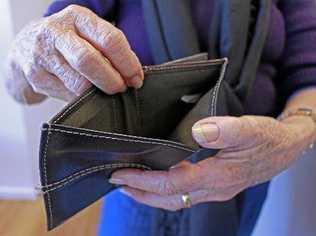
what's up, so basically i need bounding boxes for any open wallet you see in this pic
[38,53,229,230]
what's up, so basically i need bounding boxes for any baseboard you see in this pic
[0,186,38,200]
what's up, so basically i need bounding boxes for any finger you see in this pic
[23,63,76,101]
[6,60,46,104]
[120,187,184,211]
[110,163,202,196]
[43,53,92,95]
[68,5,144,88]
[192,116,258,149]
[54,29,127,94]
[120,187,210,211]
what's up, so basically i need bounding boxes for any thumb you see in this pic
[192,116,254,149]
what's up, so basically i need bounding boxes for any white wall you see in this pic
[0,0,64,199]
[0,0,33,199]
[254,149,316,236]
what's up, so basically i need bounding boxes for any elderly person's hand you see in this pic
[110,110,316,210]
[5,5,143,104]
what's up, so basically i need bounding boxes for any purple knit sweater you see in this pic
[45,0,316,115]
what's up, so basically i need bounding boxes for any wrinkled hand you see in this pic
[5,5,143,103]
[110,115,315,211]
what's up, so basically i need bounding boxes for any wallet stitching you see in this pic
[134,89,142,128]
[47,124,193,148]
[112,97,118,131]
[53,88,96,124]
[42,128,194,152]
[143,61,224,74]
[144,68,221,77]
[41,163,151,193]
[211,80,220,116]
[43,129,54,229]
[211,58,228,116]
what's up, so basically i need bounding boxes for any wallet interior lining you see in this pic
[49,58,226,145]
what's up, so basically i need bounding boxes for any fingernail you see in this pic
[130,75,143,89]
[109,178,125,185]
[119,188,132,197]
[170,165,180,169]
[170,163,182,169]
[192,123,219,143]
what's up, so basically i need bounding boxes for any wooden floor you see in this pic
[0,198,101,236]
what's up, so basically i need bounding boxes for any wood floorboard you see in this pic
[0,198,101,236]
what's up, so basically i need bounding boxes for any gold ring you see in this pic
[181,193,192,208]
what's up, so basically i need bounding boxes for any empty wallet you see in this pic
[39,54,228,230]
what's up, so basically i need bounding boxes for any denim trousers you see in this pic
[98,182,270,236]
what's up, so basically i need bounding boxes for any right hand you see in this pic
[5,5,144,104]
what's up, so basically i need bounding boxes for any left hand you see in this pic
[109,115,315,211]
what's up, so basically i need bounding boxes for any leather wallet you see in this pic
[39,54,227,230]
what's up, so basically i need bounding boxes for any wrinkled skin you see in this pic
[110,88,316,210]
[5,5,143,104]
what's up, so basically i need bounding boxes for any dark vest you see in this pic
[142,1,272,235]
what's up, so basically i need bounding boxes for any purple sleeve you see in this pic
[44,0,116,19]
[278,0,316,98]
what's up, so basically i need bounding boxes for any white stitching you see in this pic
[134,89,142,127]
[42,126,153,228]
[42,128,195,153]
[41,163,151,194]
[143,59,224,73]
[112,97,118,130]
[53,88,96,124]
[42,163,151,189]
[49,124,192,148]
[210,81,218,116]
[43,129,53,229]
[211,58,228,116]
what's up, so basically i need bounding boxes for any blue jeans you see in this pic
[98,182,270,236]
